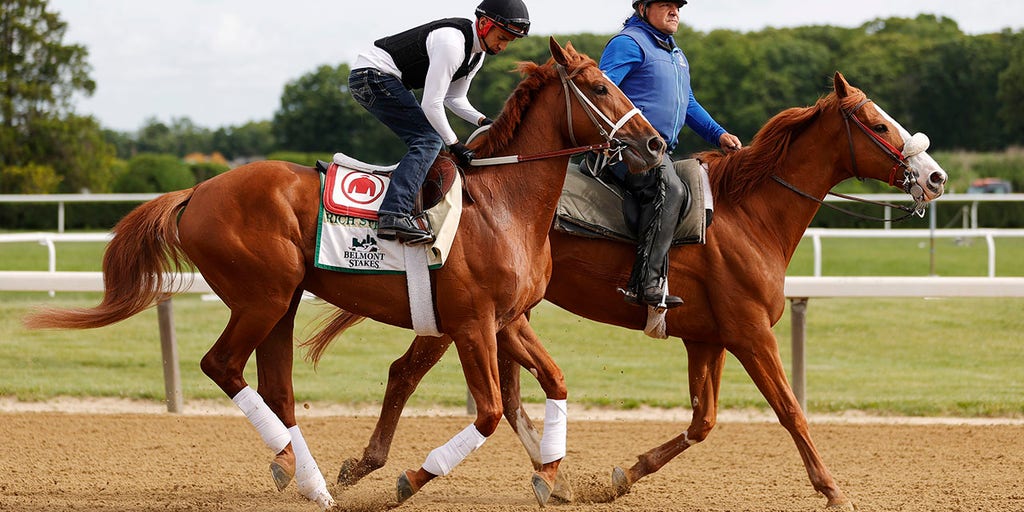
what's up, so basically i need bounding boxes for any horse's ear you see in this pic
[833,72,851,98]
[550,36,569,66]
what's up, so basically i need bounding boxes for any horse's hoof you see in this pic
[611,466,632,497]
[270,461,294,492]
[396,470,420,503]
[337,457,361,486]
[551,466,574,503]
[826,499,856,510]
[531,472,554,507]
[312,489,337,511]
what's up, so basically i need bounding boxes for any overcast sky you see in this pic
[49,0,1024,132]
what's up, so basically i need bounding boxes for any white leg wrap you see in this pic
[540,398,568,464]
[231,386,291,453]
[421,424,486,476]
[288,426,335,510]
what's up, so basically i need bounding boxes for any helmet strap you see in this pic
[477,17,494,37]
[477,17,498,54]
[637,3,649,23]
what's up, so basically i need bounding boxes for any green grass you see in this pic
[1,234,1023,417]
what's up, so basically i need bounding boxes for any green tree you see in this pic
[273,63,405,164]
[134,116,213,156]
[25,114,115,192]
[113,153,193,193]
[0,163,60,193]
[912,33,1013,150]
[1,0,118,193]
[997,32,1024,144]
[211,120,275,161]
[0,0,95,166]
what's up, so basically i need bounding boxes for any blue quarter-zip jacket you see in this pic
[599,15,725,152]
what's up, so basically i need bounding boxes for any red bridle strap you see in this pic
[841,99,909,186]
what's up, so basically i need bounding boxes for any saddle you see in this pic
[316,152,460,216]
[554,157,712,246]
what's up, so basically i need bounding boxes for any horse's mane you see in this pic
[470,45,596,158]
[697,88,867,204]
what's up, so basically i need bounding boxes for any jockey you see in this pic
[349,0,531,244]
[600,0,741,308]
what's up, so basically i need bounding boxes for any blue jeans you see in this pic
[348,68,444,216]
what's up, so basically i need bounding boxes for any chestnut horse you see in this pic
[314,72,948,510]
[23,38,665,509]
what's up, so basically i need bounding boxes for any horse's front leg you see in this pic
[731,330,853,510]
[612,340,724,497]
[256,291,335,510]
[337,334,454,486]
[497,315,573,503]
[396,322,506,503]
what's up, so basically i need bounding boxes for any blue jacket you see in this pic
[599,15,725,152]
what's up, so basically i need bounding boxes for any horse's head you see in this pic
[833,72,947,210]
[548,37,665,173]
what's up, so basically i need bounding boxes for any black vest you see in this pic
[374,18,479,90]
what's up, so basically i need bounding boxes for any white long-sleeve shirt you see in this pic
[353,26,486,146]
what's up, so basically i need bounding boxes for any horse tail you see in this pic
[301,310,367,368]
[23,189,195,330]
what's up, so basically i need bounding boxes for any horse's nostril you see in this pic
[647,137,666,154]
[930,171,947,185]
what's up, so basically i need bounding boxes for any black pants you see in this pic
[620,154,685,294]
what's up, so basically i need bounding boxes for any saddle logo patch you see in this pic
[344,233,387,270]
[324,164,389,220]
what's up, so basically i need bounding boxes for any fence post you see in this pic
[790,298,808,413]
[157,299,184,413]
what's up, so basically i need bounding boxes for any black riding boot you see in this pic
[622,157,685,309]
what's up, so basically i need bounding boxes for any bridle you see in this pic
[470,63,643,166]
[771,97,927,222]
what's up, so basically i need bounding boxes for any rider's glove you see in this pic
[449,142,475,168]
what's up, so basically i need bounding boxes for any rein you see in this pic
[771,97,925,223]
[771,175,924,222]
[471,63,642,167]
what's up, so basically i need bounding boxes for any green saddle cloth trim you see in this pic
[555,159,708,245]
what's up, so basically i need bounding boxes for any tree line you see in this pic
[3,0,1023,199]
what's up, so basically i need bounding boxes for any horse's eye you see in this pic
[872,124,889,134]
[594,84,609,95]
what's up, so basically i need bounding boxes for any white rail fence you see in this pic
[3,193,1022,413]
[2,270,1023,414]
[3,192,1024,233]
[803,228,1024,277]
[4,229,1024,289]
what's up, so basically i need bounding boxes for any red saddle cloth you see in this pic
[322,155,459,220]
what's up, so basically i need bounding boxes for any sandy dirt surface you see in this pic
[1,404,1023,511]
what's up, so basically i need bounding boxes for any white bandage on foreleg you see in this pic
[540,398,568,464]
[421,424,487,476]
[288,426,335,510]
[231,386,291,453]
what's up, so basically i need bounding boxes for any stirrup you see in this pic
[618,287,682,311]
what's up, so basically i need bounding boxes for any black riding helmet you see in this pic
[475,0,531,38]
[632,0,687,7]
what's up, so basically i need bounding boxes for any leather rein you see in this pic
[772,98,925,222]
[470,63,642,167]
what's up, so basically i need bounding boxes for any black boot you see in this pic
[621,157,685,309]
[377,213,434,245]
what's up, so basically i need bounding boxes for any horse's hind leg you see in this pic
[613,340,725,497]
[731,330,853,510]
[254,290,335,510]
[497,318,573,503]
[199,301,297,491]
[337,334,453,486]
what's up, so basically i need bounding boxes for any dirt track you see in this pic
[2,410,1023,511]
